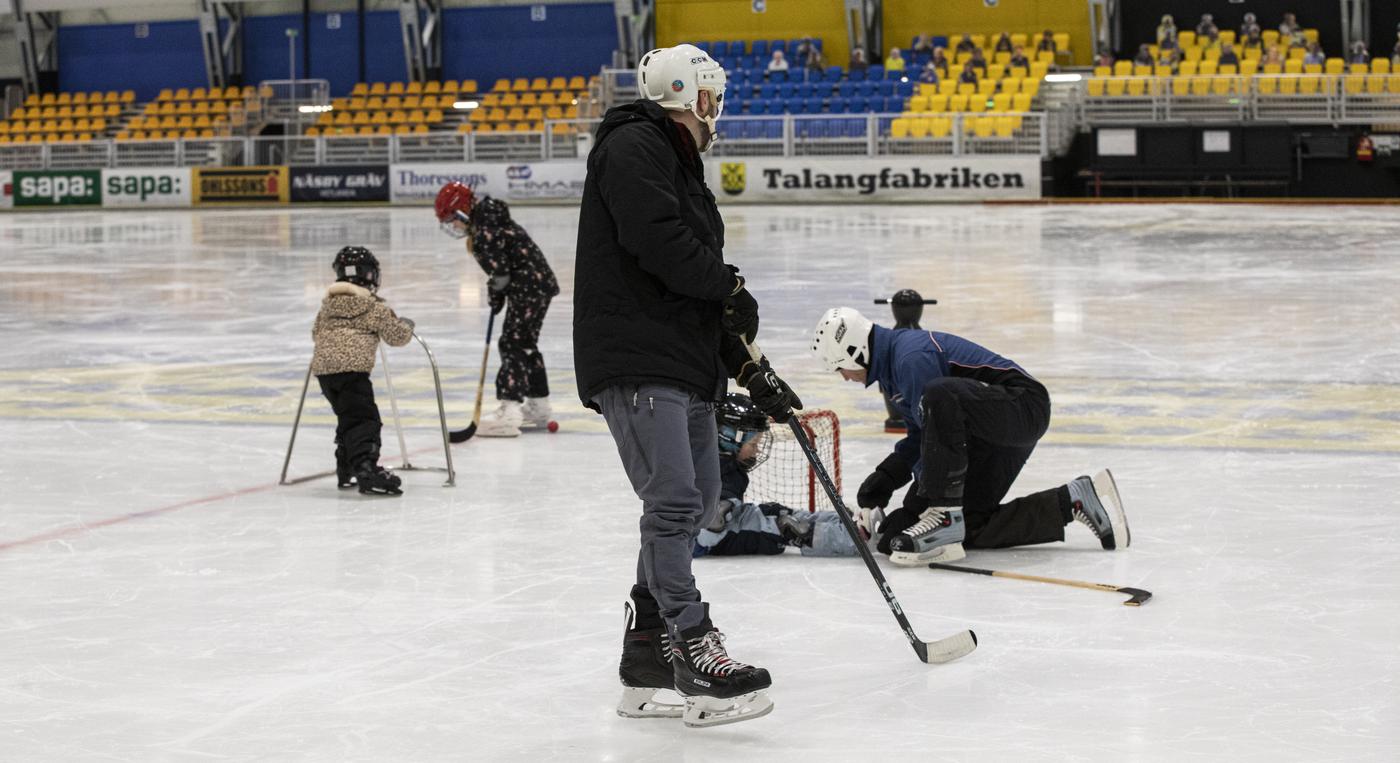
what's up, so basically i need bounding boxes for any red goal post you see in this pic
[745,409,841,512]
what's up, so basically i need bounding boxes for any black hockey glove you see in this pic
[738,358,802,424]
[857,452,914,509]
[721,276,760,344]
[875,491,929,555]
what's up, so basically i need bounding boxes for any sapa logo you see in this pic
[107,174,182,201]
[21,174,94,203]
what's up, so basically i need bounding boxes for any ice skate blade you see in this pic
[681,691,774,728]
[616,687,684,719]
[1091,468,1130,549]
[889,542,965,567]
[474,427,521,438]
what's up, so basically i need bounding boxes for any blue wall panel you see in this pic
[243,14,306,85]
[307,12,362,97]
[58,20,206,100]
[441,3,614,86]
[363,11,407,86]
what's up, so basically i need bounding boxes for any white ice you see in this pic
[2,203,1398,761]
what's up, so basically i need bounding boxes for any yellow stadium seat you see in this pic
[1170,77,1190,96]
[987,64,1005,80]
[1240,60,1259,77]
[1218,31,1236,46]
[1011,93,1032,112]
[1113,61,1132,76]
[1285,59,1303,74]
[972,116,995,137]
[519,92,538,106]
[1298,75,1320,95]
[530,77,548,91]
[977,80,997,96]
[384,95,403,110]
[1199,61,1218,76]
[1257,77,1278,95]
[40,93,56,105]
[1053,32,1069,51]
[994,52,1011,66]
[1303,63,1322,74]
[1132,65,1152,77]
[909,95,929,112]
[1263,63,1282,75]
[1344,75,1364,95]
[544,105,564,120]
[948,94,969,111]
[507,106,525,121]
[890,118,911,138]
[1203,47,1221,62]
[352,83,369,96]
[999,78,1020,95]
[1349,64,1367,75]
[994,116,1016,138]
[1188,76,1210,96]
[568,76,586,90]
[1212,77,1235,96]
[967,96,987,113]
[511,78,529,91]
[1372,59,1392,74]
[1094,66,1112,78]
[1324,58,1344,75]
[1277,77,1298,95]
[926,94,948,112]
[358,126,376,136]
[1127,78,1147,96]
[1303,29,1319,44]
[957,82,975,96]
[1106,78,1126,96]
[406,81,423,95]
[1030,62,1049,80]
[501,93,519,106]
[366,96,384,110]
[1009,33,1027,49]
[1365,74,1387,94]
[937,80,957,96]
[992,93,1011,112]
[388,82,405,95]
[1009,66,1028,79]
[1178,60,1199,76]
[1219,64,1237,75]
[413,124,428,134]
[1020,78,1041,98]
[369,82,387,95]
[1389,74,1400,92]
[376,125,392,135]
[907,118,929,138]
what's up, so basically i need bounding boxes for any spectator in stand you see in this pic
[766,49,789,73]
[958,60,979,86]
[1241,25,1264,52]
[1262,46,1285,68]
[969,47,989,76]
[1157,45,1181,72]
[1156,15,1177,45]
[1133,44,1154,67]
[918,61,940,85]
[912,34,934,55]
[932,46,951,74]
[793,38,813,64]
[1349,41,1370,65]
[994,33,1014,54]
[885,46,906,71]
[802,43,826,71]
[1196,14,1218,38]
[1239,13,1258,40]
[1279,13,1301,40]
[1217,43,1239,67]
[1394,26,1400,66]
[849,46,869,72]
[1199,27,1221,51]
[1037,29,1057,54]
[955,35,977,55]
[1303,42,1325,66]
[1008,45,1030,70]
[1095,46,1115,68]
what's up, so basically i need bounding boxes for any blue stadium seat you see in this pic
[845,118,869,137]
[751,40,769,58]
[895,80,915,97]
[770,39,788,56]
[764,119,783,139]
[777,82,796,99]
[713,41,729,57]
[857,81,878,98]
[825,66,844,82]
[759,83,778,99]
[836,81,855,98]
[741,55,759,70]
[868,65,885,81]
[730,40,746,55]
[848,68,866,82]
[931,36,948,49]
[805,96,826,114]
[877,80,896,97]
[848,96,869,112]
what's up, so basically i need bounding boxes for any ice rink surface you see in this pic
[2,203,1398,761]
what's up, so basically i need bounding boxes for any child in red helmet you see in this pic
[435,181,560,436]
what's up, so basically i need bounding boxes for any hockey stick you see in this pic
[449,310,497,443]
[742,341,977,665]
[928,563,1153,607]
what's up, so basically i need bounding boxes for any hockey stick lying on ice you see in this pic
[742,341,977,665]
[449,309,497,443]
[928,563,1153,607]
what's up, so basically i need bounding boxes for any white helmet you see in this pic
[637,44,727,150]
[812,307,874,372]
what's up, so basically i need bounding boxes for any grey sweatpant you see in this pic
[595,383,721,632]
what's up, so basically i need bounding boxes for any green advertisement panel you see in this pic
[14,169,103,207]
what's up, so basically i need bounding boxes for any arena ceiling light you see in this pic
[453,100,480,110]
[297,104,333,113]
[1044,73,1083,83]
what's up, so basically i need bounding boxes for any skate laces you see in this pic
[904,508,948,537]
[687,630,749,676]
[1072,502,1103,538]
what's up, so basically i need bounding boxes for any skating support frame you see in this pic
[279,334,456,487]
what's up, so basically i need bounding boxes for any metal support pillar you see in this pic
[1339,0,1369,57]
[612,0,654,69]
[198,1,244,91]
[14,1,59,96]
[398,0,440,83]
[1087,0,1119,59]
[844,0,880,67]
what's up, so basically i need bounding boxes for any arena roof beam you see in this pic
[198,1,244,90]
[13,0,59,96]
[612,0,654,69]
[844,0,880,72]
[1087,0,1120,62]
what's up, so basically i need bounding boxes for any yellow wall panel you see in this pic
[657,0,851,71]
[884,0,1091,66]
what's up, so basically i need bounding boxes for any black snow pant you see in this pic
[909,374,1071,549]
[495,293,551,402]
[318,372,383,468]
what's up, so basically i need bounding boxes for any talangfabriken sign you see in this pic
[708,156,1041,202]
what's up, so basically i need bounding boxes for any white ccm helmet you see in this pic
[812,307,875,372]
[637,44,727,151]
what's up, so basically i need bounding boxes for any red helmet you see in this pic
[435,181,475,238]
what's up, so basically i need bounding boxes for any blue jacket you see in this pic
[865,325,1032,472]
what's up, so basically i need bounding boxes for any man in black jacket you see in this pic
[575,44,799,728]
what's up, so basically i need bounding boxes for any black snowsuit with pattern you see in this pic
[468,196,560,402]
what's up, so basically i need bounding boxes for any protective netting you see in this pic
[745,409,841,512]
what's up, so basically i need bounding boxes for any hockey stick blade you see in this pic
[917,629,979,664]
[448,423,477,443]
[739,340,977,665]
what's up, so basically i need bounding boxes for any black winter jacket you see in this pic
[468,195,560,301]
[573,99,749,409]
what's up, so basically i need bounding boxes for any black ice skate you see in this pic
[617,599,683,719]
[353,461,402,496]
[669,605,773,728]
[1068,469,1130,550]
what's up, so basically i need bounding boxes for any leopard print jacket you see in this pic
[311,282,415,375]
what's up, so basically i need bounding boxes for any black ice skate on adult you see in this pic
[354,460,402,496]
[617,594,684,719]
[335,445,355,489]
[669,605,773,728]
[1068,469,1130,549]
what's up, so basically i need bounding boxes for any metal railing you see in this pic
[1078,74,1400,124]
[0,112,1052,170]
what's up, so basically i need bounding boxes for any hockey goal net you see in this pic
[746,409,841,512]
